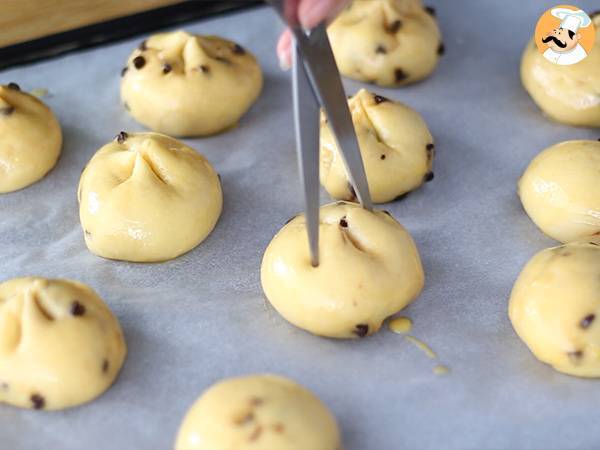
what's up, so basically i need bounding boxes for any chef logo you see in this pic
[534,5,596,65]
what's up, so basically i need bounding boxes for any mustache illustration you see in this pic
[542,35,567,48]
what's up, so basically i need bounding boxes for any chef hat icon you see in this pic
[551,8,592,33]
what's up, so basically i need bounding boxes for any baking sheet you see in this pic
[1,2,599,449]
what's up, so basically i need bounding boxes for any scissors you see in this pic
[267,0,373,267]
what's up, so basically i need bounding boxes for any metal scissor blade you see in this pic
[293,24,373,211]
[292,41,320,267]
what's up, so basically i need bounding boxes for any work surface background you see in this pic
[0,1,599,449]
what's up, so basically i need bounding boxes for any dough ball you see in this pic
[0,277,126,410]
[0,83,62,193]
[261,202,424,338]
[518,140,600,243]
[78,132,222,262]
[175,374,341,450]
[320,89,434,203]
[120,30,263,137]
[509,241,600,378]
[328,0,443,86]
[520,13,600,127]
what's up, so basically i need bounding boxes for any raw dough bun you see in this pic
[0,277,126,410]
[320,88,434,203]
[518,140,600,243]
[78,132,222,262]
[120,30,263,137]
[261,202,424,338]
[509,241,600,378]
[520,13,600,127]
[0,83,62,193]
[175,374,341,450]
[328,0,443,86]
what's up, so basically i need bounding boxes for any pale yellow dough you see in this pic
[261,202,424,338]
[518,140,600,243]
[78,132,222,262]
[0,83,62,193]
[0,277,126,410]
[120,30,263,137]
[520,13,600,127]
[175,374,342,450]
[321,89,434,203]
[509,242,600,378]
[328,0,443,86]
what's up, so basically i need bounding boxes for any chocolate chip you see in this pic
[354,324,369,337]
[116,131,128,144]
[249,426,262,442]
[339,217,348,228]
[424,171,434,182]
[568,350,583,363]
[395,68,407,83]
[31,394,45,410]
[162,63,172,74]
[373,94,389,104]
[580,314,595,329]
[424,6,436,16]
[133,55,146,69]
[199,65,210,73]
[426,143,435,160]
[235,412,254,425]
[139,40,148,51]
[84,230,92,238]
[589,242,599,246]
[249,397,263,406]
[121,67,128,77]
[233,44,246,55]
[70,301,86,316]
[375,45,387,54]
[0,106,15,116]
[7,82,20,91]
[394,192,409,202]
[386,20,402,33]
[102,359,110,373]
[380,154,386,160]
[272,423,285,433]
[215,56,231,64]
[437,42,445,55]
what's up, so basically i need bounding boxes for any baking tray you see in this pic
[1,1,599,449]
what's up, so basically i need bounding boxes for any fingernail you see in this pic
[279,53,291,71]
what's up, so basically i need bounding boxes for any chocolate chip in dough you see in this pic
[437,42,445,56]
[116,131,128,144]
[426,143,435,160]
[375,45,387,54]
[272,423,285,433]
[424,171,434,182]
[234,412,254,426]
[354,324,369,337]
[139,40,148,51]
[580,314,595,329]
[589,242,599,246]
[0,106,15,116]
[162,63,172,74]
[339,217,348,228]
[380,154,386,160]
[424,6,436,16]
[7,82,20,91]
[568,350,584,363]
[133,56,146,69]
[386,20,402,34]
[249,397,263,406]
[248,426,263,442]
[373,94,389,104]
[394,68,408,83]
[199,65,210,74]
[84,230,92,238]
[121,67,129,77]
[102,359,110,373]
[31,394,45,410]
[232,44,246,55]
[70,301,86,316]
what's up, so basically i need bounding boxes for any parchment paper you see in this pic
[1,2,599,449]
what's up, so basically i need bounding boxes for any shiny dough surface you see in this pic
[78,132,222,262]
[518,140,600,243]
[261,202,424,338]
[120,30,263,137]
[0,83,62,193]
[328,0,443,86]
[0,277,126,410]
[509,242,600,378]
[520,13,600,127]
[175,374,341,450]
[320,88,434,203]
